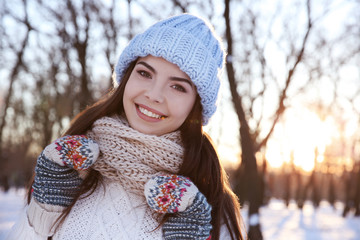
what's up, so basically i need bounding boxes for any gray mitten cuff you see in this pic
[163,192,212,240]
[32,153,83,207]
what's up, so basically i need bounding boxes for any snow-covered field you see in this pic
[244,201,360,240]
[0,188,27,240]
[1,188,360,240]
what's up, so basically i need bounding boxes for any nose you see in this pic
[144,82,164,103]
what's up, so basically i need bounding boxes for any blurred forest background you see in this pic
[0,0,359,238]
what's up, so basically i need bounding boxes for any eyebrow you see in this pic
[137,61,194,88]
[137,61,156,74]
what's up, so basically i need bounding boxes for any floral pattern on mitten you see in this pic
[44,135,100,170]
[144,174,199,213]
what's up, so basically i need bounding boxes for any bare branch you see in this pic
[258,0,314,150]
[0,0,34,150]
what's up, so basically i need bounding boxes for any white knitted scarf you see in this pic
[87,116,184,195]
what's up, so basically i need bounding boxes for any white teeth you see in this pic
[138,106,162,119]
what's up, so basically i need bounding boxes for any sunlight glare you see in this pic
[266,107,338,172]
[217,144,241,169]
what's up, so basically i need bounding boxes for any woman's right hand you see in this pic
[31,135,99,207]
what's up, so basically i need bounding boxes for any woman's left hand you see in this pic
[145,174,212,240]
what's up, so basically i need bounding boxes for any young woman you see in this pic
[7,14,245,240]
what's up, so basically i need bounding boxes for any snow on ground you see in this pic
[0,188,27,240]
[244,200,360,240]
[1,188,360,240]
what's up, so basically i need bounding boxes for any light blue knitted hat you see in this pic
[114,14,226,125]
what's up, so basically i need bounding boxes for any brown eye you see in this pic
[138,70,152,78]
[172,84,186,92]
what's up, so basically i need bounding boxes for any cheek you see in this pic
[172,96,196,119]
[122,86,130,106]
[123,83,136,116]
[123,79,138,101]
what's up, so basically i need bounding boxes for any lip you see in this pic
[135,104,167,122]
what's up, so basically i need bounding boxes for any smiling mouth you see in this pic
[137,105,167,120]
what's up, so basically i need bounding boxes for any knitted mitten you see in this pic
[145,174,212,240]
[32,135,100,207]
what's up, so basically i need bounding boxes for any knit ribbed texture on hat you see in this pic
[114,14,225,125]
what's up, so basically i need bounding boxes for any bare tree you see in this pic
[222,0,359,238]
[223,0,264,237]
[39,0,96,112]
[95,0,122,86]
[0,0,34,167]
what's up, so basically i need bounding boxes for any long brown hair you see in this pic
[28,59,244,239]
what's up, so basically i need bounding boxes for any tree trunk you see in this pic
[295,169,304,209]
[328,173,336,208]
[224,0,263,238]
[354,165,360,216]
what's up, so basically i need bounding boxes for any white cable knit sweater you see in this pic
[7,177,163,239]
[55,178,163,239]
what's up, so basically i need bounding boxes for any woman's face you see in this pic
[123,55,197,136]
